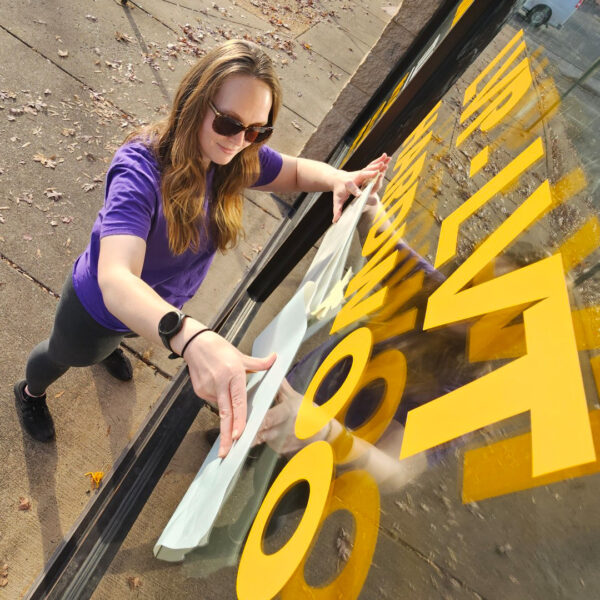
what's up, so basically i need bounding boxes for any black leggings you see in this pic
[25,273,126,396]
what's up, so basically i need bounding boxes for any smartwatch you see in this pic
[158,310,187,358]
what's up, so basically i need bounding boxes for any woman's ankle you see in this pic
[24,384,45,398]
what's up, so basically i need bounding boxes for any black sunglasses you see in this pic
[209,101,273,144]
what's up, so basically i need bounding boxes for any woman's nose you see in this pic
[232,130,246,146]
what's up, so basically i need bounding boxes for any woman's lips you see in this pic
[217,143,237,155]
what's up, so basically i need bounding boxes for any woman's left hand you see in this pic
[331,153,390,222]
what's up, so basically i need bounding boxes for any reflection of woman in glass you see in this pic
[14,40,388,456]
[255,180,484,491]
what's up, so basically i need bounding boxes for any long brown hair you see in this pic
[127,40,281,254]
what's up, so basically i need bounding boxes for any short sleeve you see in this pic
[252,145,283,187]
[100,144,159,241]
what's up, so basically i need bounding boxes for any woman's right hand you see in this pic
[182,330,276,458]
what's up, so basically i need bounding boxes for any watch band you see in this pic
[158,310,188,356]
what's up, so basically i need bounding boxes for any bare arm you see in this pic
[98,234,275,457]
[254,153,390,222]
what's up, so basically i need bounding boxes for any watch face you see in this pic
[160,311,181,334]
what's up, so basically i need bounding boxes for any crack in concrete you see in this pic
[0,251,60,299]
[0,22,137,122]
[120,340,173,379]
[378,525,488,600]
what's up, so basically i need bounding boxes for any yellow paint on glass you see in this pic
[572,306,600,350]
[370,308,418,344]
[403,181,595,476]
[382,153,428,210]
[375,271,425,323]
[296,328,373,440]
[451,0,477,28]
[237,442,334,600]
[457,58,533,148]
[461,40,527,122]
[558,217,600,273]
[469,146,489,177]
[552,167,587,206]
[435,137,544,268]
[462,29,524,107]
[462,410,600,503]
[591,356,600,400]
[281,470,380,600]
[337,349,407,448]
[331,230,404,334]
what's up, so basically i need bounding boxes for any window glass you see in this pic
[91,2,600,598]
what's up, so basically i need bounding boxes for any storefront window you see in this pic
[81,1,600,598]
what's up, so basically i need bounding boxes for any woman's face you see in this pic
[199,74,272,166]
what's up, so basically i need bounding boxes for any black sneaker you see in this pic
[101,348,133,381]
[14,380,55,442]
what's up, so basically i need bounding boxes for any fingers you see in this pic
[229,371,247,441]
[242,351,277,373]
[216,370,248,458]
[372,172,385,195]
[217,383,233,458]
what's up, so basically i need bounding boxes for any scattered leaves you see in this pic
[126,576,142,590]
[82,182,97,192]
[33,153,58,169]
[85,471,104,489]
[57,49,69,58]
[115,31,133,43]
[18,496,31,511]
[17,192,33,205]
[44,188,63,201]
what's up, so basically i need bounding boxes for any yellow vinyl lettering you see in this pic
[435,137,544,268]
[237,442,334,600]
[331,230,404,334]
[337,349,407,448]
[281,470,380,600]
[456,58,533,147]
[401,181,596,476]
[295,328,373,440]
[462,29,524,107]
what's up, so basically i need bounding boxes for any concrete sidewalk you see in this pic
[0,0,400,595]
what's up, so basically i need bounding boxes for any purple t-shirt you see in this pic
[72,142,283,331]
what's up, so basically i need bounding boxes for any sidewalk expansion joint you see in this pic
[378,525,488,600]
[0,251,60,299]
[0,22,138,123]
[156,0,276,34]
[121,340,173,379]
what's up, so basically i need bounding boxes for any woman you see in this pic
[14,39,387,457]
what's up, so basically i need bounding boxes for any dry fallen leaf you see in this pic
[33,153,57,169]
[44,188,63,200]
[85,471,104,489]
[126,576,142,590]
[57,49,69,58]
[18,496,31,511]
[0,577,7,588]
[291,120,302,131]
[115,31,133,43]
[82,182,97,192]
